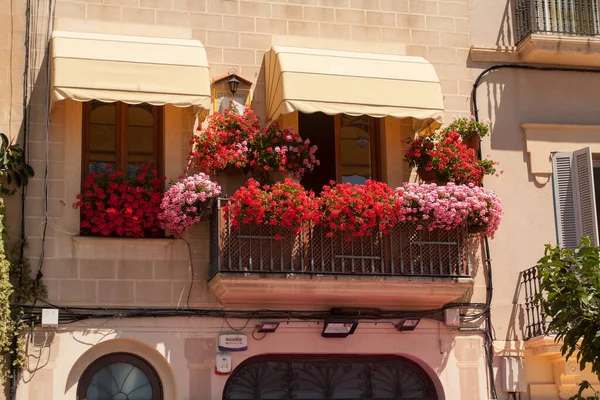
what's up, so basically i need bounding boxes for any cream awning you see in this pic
[50,31,211,109]
[265,46,444,130]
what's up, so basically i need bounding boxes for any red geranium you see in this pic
[224,178,319,234]
[188,109,260,175]
[318,180,403,238]
[73,163,164,238]
[405,131,489,185]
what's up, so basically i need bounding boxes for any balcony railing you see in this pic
[515,0,600,43]
[522,266,549,339]
[209,198,470,279]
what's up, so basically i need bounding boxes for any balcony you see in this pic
[208,199,474,310]
[522,266,549,340]
[513,0,600,66]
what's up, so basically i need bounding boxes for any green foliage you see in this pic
[537,238,600,399]
[0,132,35,196]
[571,381,600,400]
[0,198,16,381]
[478,159,497,176]
[442,117,490,140]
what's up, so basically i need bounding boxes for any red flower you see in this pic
[318,180,402,238]
[73,163,165,238]
[224,178,319,238]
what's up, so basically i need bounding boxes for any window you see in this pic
[552,147,599,248]
[83,101,163,179]
[299,112,381,193]
[223,354,438,400]
[77,353,163,400]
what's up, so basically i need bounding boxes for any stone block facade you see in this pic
[10,0,475,308]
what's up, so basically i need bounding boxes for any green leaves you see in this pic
[538,238,600,398]
[0,133,34,196]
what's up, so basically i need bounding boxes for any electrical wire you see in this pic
[180,238,195,310]
[32,0,57,301]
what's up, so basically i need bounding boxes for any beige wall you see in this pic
[18,318,488,400]
[467,0,600,394]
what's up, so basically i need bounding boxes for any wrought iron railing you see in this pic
[522,266,549,339]
[515,0,600,43]
[209,198,470,278]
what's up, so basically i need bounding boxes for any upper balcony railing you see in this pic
[515,0,600,43]
[209,199,470,279]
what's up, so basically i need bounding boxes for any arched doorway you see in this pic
[77,352,163,400]
[223,354,439,399]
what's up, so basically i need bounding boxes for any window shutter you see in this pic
[553,152,578,248]
[552,148,599,248]
[572,147,599,246]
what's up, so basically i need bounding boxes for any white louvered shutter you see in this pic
[572,147,599,246]
[553,152,578,248]
[552,148,599,248]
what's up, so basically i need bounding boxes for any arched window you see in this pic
[77,353,163,400]
[224,354,438,400]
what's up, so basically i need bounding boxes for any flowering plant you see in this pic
[188,109,260,175]
[398,182,502,238]
[319,180,402,237]
[73,163,164,238]
[443,116,490,140]
[224,178,318,234]
[251,122,320,182]
[158,173,221,238]
[405,131,491,185]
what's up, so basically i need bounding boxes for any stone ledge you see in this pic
[525,335,561,357]
[72,236,189,261]
[208,273,474,311]
[470,34,600,67]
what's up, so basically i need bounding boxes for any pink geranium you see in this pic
[158,173,221,238]
[397,182,502,238]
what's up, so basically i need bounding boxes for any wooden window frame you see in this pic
[77,352,163,400]
[82,101,164,185]
[334,115,382,183]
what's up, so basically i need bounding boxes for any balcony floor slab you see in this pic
[209,273,474,310]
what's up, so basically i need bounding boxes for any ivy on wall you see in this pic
[0,132,39,381]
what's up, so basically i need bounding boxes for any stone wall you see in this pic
[19,0,474,306]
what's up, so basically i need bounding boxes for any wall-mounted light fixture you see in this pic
[228,76,240,96]
[256,322,279,333]
[395,317,421,331]
[321,318,358,338]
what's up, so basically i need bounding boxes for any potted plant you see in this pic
[397,182,502,238]
[224,178,319,238]
[188,109,260,176]
[404,135,438,182]
[405,131,495,185]
[158,173,221,238]
[250,122,320,184]
[318,180,402,238]
[0,132,34,195]
[442,116,490,150]
[73,163,164,238]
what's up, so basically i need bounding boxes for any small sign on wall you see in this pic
[215,352,232,375]
[218,333,248,351]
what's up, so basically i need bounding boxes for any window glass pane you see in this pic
[89,102,117,174]
[340,115,372,185]
[127,104,156,177]
[86,362,153,400]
